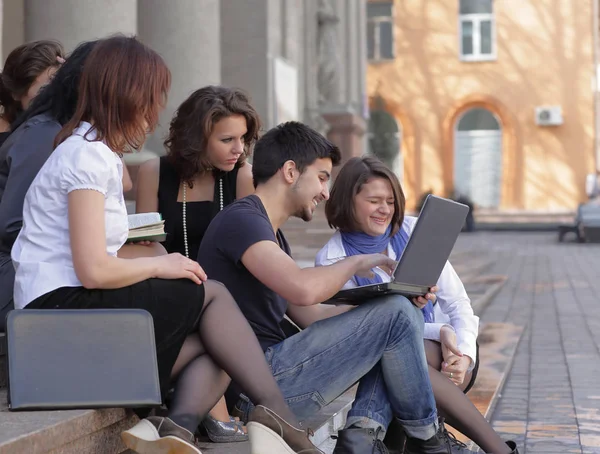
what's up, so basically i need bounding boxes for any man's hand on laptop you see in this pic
[411,285,438,309]
[354,253,397,279]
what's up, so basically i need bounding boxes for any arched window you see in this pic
[457,107,500,131]
[454,107,502,208]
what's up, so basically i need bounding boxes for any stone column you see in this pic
[316,0,367,169]
[124,0,221,200]
[25,0,137,52]
[323,112,366,178]
[221,0,274,128]
[138,0,221,155]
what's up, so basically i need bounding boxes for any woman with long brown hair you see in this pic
[12,36,322,454]
[136,85,259,442]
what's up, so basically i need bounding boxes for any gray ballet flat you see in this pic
[201,414,248,443]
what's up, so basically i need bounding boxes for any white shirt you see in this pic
[315,216,479,365]
[12,122,128,308]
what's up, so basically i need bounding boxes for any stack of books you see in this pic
[126,212,166,243]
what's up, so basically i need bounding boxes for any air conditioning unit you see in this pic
[535,106,563,126]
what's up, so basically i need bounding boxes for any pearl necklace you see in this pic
[182,177,223,258]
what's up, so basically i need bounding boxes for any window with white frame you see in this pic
[367,2,394,61]
[459,0,496,61]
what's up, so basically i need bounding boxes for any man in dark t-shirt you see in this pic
[198,122,470,454]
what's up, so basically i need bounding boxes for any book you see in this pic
[126,212,167,243]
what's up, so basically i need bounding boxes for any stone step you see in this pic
[0,386,355,454]
[0,320,519,454]
[0,390,136,454]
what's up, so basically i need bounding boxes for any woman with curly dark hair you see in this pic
[135,85,261,442]
[0,40,64,142]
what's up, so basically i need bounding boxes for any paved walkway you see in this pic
[454,232,600,454]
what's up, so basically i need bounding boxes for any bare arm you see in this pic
[286,303,354,329]
[69,189,205,288]
[135,157,160,213]
[241,240,395,306]
[236,163,255,199]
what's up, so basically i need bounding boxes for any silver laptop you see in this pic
[325,195,469,304]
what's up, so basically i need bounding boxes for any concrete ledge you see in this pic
[0,390,136,454]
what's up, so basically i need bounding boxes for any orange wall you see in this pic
[368,0,596,211]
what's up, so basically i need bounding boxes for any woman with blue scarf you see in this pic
[315,157,517,454]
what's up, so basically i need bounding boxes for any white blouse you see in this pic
[315,216,479,366]
[12,122,128,308]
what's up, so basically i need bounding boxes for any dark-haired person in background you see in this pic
[135,85,261,442]
[0,40,64,146]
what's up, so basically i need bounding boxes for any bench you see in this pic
[560,203,600,243]
[557,223,582,243]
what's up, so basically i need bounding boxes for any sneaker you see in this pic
[121,416,201,454]
[247,405,323,453]
[404,418,478,454]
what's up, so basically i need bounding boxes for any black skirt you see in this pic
[25,278,205,400]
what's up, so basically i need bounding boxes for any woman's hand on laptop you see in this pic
[411,285,438,309]
[354,253,398,279]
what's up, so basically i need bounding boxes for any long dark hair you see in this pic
[0,40,64,125]
[55,36,171,154]
[11,40,98,131]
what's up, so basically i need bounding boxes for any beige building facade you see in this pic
[367,0,598,211]
[1,0,369,182]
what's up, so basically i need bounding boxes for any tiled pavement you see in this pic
[451,232,600,454]
[283,212,600,453]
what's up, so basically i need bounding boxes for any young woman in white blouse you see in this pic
[315,156,517,454]
[11,36,322,454]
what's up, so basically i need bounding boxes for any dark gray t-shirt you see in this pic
[0,113,61,329]
[197,195,290,351]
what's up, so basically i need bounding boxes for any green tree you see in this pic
[368,95,399,169]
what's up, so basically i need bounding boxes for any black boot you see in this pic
[506,440,520,453]
[404,418,478,454]
[383,418,405,454]
[333,427,389,454]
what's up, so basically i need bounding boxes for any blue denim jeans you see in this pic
[237,294,438,440]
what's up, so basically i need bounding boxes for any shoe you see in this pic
[383,418,406,454]
[404,418,478,453]
[506,440,520,453]
[121,416,201,454]
[247,405,323,453]
[201,414,249,443]
[332,427,389,453]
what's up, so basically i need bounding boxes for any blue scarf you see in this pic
[340,222,435,323]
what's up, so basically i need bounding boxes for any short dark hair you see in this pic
[252,121,341,187]
[164,85,261,187]
[0,40,64,124]
[325,156,406,235]
[13,40,98,130]
[55,35,171,154]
